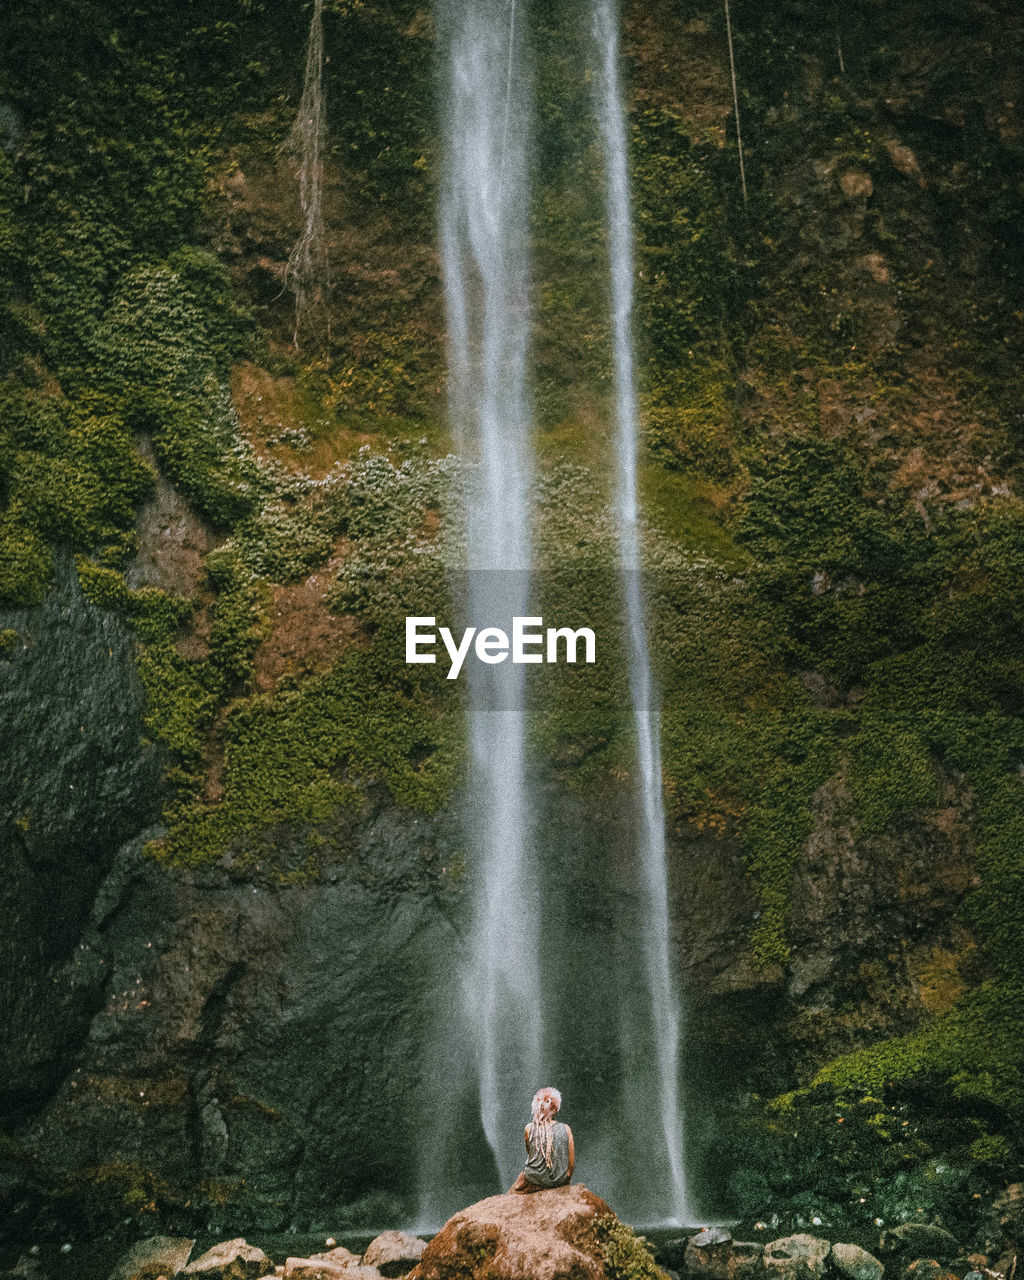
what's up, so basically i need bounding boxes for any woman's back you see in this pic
[522,1119,572,1188]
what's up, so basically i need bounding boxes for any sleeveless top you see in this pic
[522,1119,571,1188]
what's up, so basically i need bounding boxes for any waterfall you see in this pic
[436,0,541,1189]
[591,0,691,1223]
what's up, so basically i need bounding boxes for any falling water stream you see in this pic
[591,0,691,1223]
[431,0,690,1222]
[437,0,542,1189]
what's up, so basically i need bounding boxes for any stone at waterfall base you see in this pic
[407,1184,648,1280]
[362,1232,427,1277]
[763,1235,831,1280]
[107,1235,196,1280]
[829,1243,884,1280]
[685,1228,764,1280]
[181,1238,273,1280]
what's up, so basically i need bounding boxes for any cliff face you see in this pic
[1,0,1023,1246]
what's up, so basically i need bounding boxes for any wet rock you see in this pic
[124,465,217,599]
[284,1260,350,1280]
[0,560,160,1113]
[879,1226,960,1261]
[686,1231,763,1280]
[108,1236,196,1280]
[883,140,924,184]
[691,1239,762,1280]
[183,1238,272,1280]
[408,1185,617,1280]
[996,1184,1024,1244]
[686,1230,734,1280]
[764,1235,830,1280]
[692,1230,734,1249]
[830,1243,884,1280]
[362,1232,426,1277]
[658,1241,691,1272]
[902,1260,958,1280]
[10,1256,48,1280]
[839,171,874,200]
[308,1249,361,1269]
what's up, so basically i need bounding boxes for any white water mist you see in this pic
[437,0,541,1188]
[591,0,691,1223]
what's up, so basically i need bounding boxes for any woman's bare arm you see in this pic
[566,1125,575,1180]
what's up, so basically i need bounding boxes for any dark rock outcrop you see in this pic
[0,562,160,1125]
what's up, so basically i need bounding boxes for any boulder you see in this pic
[407,1185,626,1280]
[10,1257,47,1280]
[996,1185,1024,1244]
[830,1244,884,1280]
[658,1241,691,1272]
[284,1261,349,1280]
[108,1237,196,1280]
[693,1231,734,1249]
[839,171,873,200]
[879,1227,960,1261]
[183,1239,273,1280]
[902,1261,958,1280]
[763,1236,830,1280]
[363,1233,426,1278]
[308,1250,361,1269]
[732,1244,766,1280]
[686,1232,763,1280]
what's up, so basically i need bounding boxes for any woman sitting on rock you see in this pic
[509,1087,575,1193]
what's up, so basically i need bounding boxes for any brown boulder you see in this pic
[686,1232,764,1280]
[764,1236,830,1280]
[284,1261,349,1280]
[408,1185,635,1280]
[902,1261,958,1280]
[182,1239,273,1280]
[363,1233,427,1278]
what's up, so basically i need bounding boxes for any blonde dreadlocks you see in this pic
[529,1087,562,1171]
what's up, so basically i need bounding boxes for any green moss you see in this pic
[136,641,216,770]
[76,559,193,645]
[155,646,458,871]
[814,982,1024,1113]
[0,388,154,606]
[0,515,53,605]
[592,1216,667,1280]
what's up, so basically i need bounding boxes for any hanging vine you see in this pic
[723,0,747,205]
[282,0,330,348]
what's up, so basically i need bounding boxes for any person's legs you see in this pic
[507,1173,545,1194]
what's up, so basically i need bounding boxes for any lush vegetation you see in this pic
[3,0,1024,1239]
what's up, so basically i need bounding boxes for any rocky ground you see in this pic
[5,1183,1023,1280]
